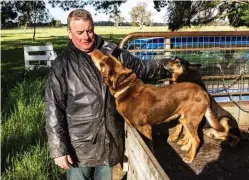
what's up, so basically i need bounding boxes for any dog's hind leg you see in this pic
[203,118,240,147]
[168,123,183,142]
[203,117,229,140]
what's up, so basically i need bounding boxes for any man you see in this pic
[45,9,170,180]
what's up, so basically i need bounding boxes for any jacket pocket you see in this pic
[68,116,104,144]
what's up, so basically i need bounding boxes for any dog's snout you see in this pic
[163,60,173,70]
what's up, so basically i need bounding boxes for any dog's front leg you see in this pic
[135,124,154,154]
[177,129,189,146]
[183,124,200,164]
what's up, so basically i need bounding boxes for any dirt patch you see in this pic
[153,123,249,180]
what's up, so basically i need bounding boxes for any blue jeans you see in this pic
[66,165,112,180]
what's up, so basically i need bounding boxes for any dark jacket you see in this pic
[45,34,170,166]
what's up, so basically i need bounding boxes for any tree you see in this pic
[130,3,152,29]
[153,1,249,31]
[48,0,126,15]
[1,1,51,40]
[50,18,62,28]
[240,3,249,25]
[47,1,249,31]
[1,1,18,27]
[109,14,125,27]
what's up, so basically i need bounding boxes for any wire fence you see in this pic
[119,31,249,102]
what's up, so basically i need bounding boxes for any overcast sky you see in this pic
[46,0,167,24]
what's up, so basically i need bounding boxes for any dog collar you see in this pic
[114,86,131,98]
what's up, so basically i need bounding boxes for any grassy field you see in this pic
[1,25,248,179]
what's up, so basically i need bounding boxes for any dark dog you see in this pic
[166,57,241,146]
[90,49,230,163]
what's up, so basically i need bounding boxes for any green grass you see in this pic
[1,74,66,179]
[1,26,70,179]
[1,25,248,179]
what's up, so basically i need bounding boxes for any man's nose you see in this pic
[82,31,89,40]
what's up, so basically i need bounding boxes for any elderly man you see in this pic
[45,9,170,180]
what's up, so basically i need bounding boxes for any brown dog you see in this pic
[166,57,241,146]
[90,49,229,163]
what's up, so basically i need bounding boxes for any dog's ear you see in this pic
[112,72,125,90]
[173,56,178,60]
[188,63,202,71]
[112,69,133,90]
[178,57,190,67]
[175,58,183,69]
[175,58,181,64]
[112,74,118,90]
[99,61,106,73]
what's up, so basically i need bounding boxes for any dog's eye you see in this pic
[177,64,182,68]
[99,62,105,67]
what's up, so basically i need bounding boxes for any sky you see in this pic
[45,0,167,24]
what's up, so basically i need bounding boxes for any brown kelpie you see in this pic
[90,49,230,163]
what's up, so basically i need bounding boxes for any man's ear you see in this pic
[68,29,72,39]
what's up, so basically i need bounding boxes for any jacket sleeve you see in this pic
[44,61,69,158]
[114,48,171,80]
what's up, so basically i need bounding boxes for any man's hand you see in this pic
[54,155,73,170]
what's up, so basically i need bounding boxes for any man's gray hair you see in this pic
[67,9,93,29]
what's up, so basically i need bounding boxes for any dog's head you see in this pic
[90,49,135,93]
[166,57,202,75]
[166,57,185,76]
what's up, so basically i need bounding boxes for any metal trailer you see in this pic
[118,31,249,179]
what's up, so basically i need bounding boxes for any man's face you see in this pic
[68,19,95,52]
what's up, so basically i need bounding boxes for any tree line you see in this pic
[1,0,248,40]
[2,20,168,29]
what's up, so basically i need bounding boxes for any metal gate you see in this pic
[119,31,249,102]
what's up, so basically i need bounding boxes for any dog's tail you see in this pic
[204,111,241,146]
[205,107,229,133]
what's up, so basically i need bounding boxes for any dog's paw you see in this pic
[167,135,178,142]
[177,136,189,146]
[203,128,228,140]
[180,143,191,151]
[183,156,194,164]
[203,128,215,138]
